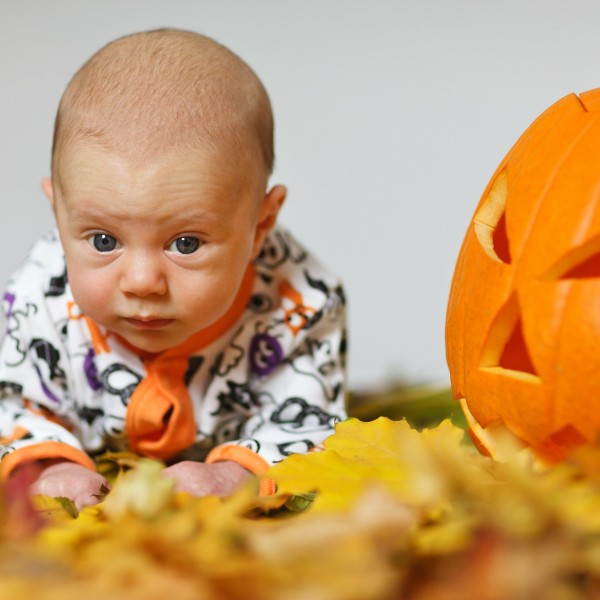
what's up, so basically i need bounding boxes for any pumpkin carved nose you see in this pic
[479,293,539,380]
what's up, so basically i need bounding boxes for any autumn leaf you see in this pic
[32,495,78,521]
[96,450,142,483]
[266,417,484,513]
[102,458,175,520]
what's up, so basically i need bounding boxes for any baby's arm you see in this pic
[0,398,109,509]
[0,237,110,509]
[162,460,253,496]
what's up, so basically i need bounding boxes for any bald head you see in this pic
[52,29,274,185]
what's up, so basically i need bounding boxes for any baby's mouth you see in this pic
[126,316,174,330]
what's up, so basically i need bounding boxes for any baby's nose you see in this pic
[119,252,167,297]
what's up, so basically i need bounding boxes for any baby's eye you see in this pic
[89,233,119,253]
[168,236,201,255]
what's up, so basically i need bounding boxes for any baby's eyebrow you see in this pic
[160,210,223,228]
[67,206,110,221]
[68,204,222,227]
[68,205,131,223]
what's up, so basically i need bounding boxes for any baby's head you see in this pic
[51,28,274,188]
[44,29,286,353]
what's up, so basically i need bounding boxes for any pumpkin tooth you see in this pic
[459,399,527,461]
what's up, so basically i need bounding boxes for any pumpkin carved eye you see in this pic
[474,170,511,264]
[542,234,600,279]
[479,292,540,381]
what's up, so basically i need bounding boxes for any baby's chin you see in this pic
[110,323,189,355]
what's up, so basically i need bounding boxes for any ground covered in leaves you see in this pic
[2,388,600,599]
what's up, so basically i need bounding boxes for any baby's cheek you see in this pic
[70,271,116,324]
[174,272,235,326]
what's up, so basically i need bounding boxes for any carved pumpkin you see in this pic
[446,88,600,463]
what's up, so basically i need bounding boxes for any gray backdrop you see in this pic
[3,0,600,390]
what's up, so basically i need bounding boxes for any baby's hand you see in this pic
[28,461,110,510]
[162,460,253,497]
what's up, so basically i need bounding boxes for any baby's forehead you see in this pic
[55,145,266,231]
[56,141,265,203]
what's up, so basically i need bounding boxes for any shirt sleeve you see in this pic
[0,236,95,476]
[0,397,96,477]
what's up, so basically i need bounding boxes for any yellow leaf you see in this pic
[266,417,477,513]
[102,459,175,520]
[31,495,77,523]
[95,450,142,483]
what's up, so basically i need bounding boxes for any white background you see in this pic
[2,0,600,390]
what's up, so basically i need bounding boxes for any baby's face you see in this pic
[51,142,275,353]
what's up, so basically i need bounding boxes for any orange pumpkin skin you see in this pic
[446,89,600,463]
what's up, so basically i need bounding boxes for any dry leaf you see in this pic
[266,417,484,513]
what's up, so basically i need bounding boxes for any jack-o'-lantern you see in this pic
[446,88,600,463]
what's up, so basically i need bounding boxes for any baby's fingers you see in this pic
[71,482,111,510]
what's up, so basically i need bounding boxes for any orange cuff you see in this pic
[206,444,276,496]
[0,442,97,479]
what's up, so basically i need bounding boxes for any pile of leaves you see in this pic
[2,389,600,599]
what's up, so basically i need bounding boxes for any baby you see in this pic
[0,29,347,508]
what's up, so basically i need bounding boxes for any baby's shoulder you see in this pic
[255,227,341,281]
[254,227,344,310]
[5,230,68,298]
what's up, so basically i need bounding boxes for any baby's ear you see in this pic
[41,177,54,207]
[252,185,287,258]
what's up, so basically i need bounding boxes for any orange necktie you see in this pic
[124,265,255,460]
